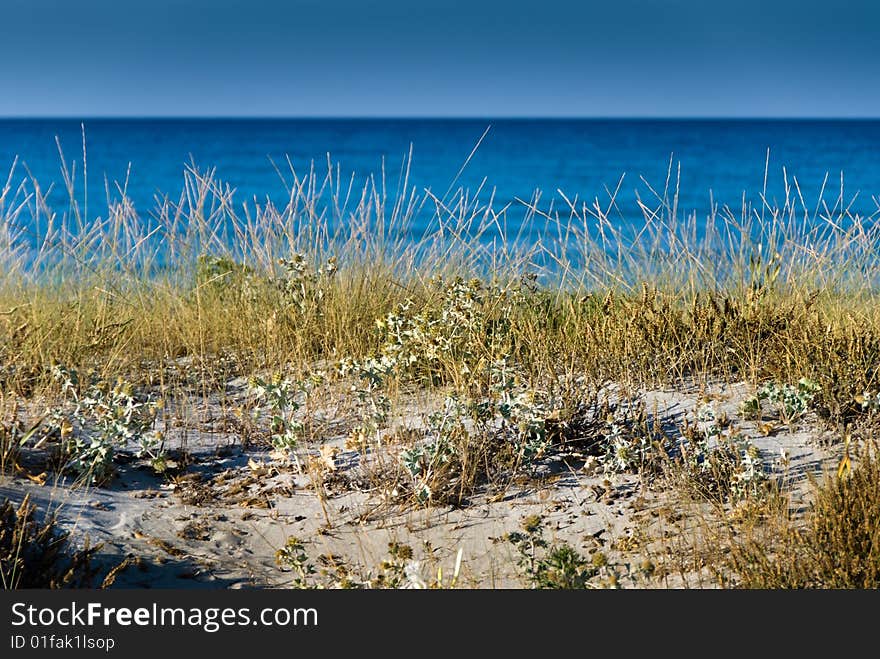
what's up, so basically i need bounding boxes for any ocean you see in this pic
[1,118,879,247]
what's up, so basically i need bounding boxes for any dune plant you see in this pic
[507,515,607,589]
[0,495,100,589]
[46,366,162,485]
[719,445,880,588]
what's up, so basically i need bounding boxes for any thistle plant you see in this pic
[396,360,574,503]
[695,402,724,437]
[49,366,162,485]
[485,359,551,462]
[338,357,392,450]
[740,378,820,423]
[599,400,670,475]
[399,397,462,502]
[679,427,768,503]
[371,276,517,383]
[277,254,337,315]
[249,373,323,467]
[602,429,660,474]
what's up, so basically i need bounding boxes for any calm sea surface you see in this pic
[1,119,879,244]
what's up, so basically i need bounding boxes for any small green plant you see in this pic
[740,378,820,423]
[195,254,261,305]
[338,357,392,451]
[695,402,727,438]
[399,399,460,502]
[393,359,565,505]
[483,358,552,462]
[507,514,599,589]
[601,427,665,475]
[673,402,770,503]
[371,542,414,589]
[249,373,324,466]
[196,254,253,286]
[274,538,458,589]
[49,367,161,485]
[275,537,317,589]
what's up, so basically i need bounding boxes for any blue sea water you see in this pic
[1,118,879,246]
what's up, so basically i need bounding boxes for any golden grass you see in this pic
[3,146,880,586]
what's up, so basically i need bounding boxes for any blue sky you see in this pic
[1,0,877,117]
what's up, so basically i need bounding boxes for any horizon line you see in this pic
[1,115,880,121]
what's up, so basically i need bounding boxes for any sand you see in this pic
[0,379,839,589]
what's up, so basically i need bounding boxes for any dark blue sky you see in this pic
[1,0,877,117]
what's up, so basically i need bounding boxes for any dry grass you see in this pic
[3,143,880,587]
[0,494,100,588]
[2,149,880,402]
[716,444,880,588]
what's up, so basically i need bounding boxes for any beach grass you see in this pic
[2,148,880,587]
